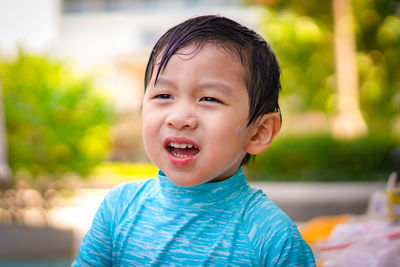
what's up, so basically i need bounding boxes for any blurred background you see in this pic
[0,0,399,266]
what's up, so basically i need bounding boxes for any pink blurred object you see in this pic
[317,221,400,267]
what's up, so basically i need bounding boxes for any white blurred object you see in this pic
[366,190,388,220]
[0,0,60,55]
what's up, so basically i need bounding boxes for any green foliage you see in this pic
[0,52,114,180]
[246,135,398,181]
[259,0,400,135]
[261,8,335,114]
[353,0,400,135]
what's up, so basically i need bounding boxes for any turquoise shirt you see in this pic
[72,169,315,266]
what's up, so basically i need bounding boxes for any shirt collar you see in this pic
[157,168,249,207]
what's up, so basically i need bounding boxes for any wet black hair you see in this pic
[144,15,281,165]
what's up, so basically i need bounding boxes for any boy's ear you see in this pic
[245,113,281,155]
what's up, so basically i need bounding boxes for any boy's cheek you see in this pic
[141,108,159,124]
[142,123,156,140]
[141,130,156,161]
[234,123,246,135]
[141,102,150,117]
[141,121,157,148]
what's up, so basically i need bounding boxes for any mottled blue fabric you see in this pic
[72,168,315,266]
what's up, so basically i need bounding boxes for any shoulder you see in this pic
[99,178,158,228]
[73,178,160,266]
[238,186,294,234]
[237,186,315,266]
[106,178,157,202]
[238,187,297,241]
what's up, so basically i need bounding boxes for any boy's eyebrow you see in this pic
[154,78,235,97]
[153,77,176,88]
[197,80,234,96]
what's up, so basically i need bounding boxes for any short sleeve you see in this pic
[267,224,316,267]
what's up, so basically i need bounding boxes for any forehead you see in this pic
[154,42,247,79]
[178,41,243,61]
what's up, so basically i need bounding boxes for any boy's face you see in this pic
[142,43,258,186]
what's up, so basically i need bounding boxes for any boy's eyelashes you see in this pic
[154,94,173,99]
[152,94,223,104]
[199,97,223,104]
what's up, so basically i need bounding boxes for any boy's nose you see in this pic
[165,110,198,130]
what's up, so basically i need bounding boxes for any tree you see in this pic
[332,0,367,138]
[0,52,114,181]
[252,0,400,137]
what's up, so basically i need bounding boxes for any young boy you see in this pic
[73,15,316,266]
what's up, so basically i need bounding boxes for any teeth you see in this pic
[171,150,189,158]
[178,143,187,149]
[168,142,197,149]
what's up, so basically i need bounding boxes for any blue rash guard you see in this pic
[72,168,315,266]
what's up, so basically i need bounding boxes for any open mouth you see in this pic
[166,142,200,158]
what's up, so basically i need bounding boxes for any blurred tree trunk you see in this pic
[332,0,367,138]
[0,79,12,187]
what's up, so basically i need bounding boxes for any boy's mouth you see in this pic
[164,137,200,166]
[166,142,200,158]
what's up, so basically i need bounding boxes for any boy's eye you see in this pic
[154,94,173,99]
[200,97,222,103]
